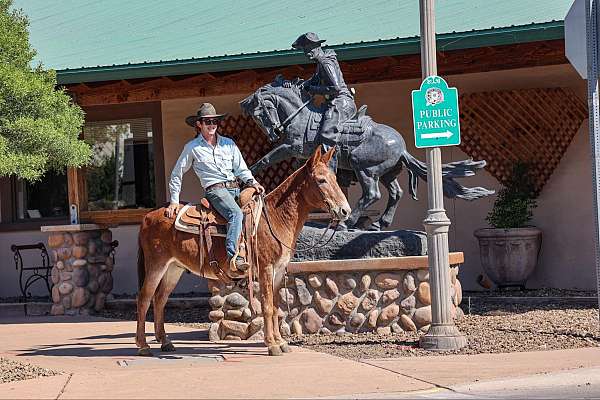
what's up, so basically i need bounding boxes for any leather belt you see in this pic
[206,180,239,192]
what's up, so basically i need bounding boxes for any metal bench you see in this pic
[11,243,52,300]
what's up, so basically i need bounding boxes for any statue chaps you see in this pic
[241,76,494,230]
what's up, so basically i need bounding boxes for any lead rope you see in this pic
[247,195,264,312]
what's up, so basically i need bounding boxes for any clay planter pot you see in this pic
[474,227,542,289]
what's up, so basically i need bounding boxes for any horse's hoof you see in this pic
[367,221,382,231]
[337,222,349,231]
[280,343,292,353]
[268,345,283,356]
[161,342,176,352]
[138,347,153,357]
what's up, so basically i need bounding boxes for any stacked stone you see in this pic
[207,266,463,339]
[207,280,264,341]
[48,230,114,316]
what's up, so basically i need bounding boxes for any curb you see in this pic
[104,297,210,311]
[0,297,210,317]
[0,302,52,317]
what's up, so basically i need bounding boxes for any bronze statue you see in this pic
[284,33,358,170]
[241,33,493,230]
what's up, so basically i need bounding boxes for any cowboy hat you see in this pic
[185,103,227,127]
[292,32,326,50]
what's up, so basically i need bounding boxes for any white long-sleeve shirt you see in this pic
[168,134,255,204]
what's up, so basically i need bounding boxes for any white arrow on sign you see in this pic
[421,130,453,139]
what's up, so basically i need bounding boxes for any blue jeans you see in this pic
[204,187,242,259]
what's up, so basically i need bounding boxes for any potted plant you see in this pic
[474,162,542,289]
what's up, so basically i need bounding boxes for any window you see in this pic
[83,118,155,211]
[15,170,68,220]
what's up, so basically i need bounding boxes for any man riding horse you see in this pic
[165,103,265,272]
[284,32,358,171]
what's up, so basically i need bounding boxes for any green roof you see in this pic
[12,0,572,84]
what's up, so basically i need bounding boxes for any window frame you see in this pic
[77,101,166,225]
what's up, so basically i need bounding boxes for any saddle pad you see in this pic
[174,204,226,236]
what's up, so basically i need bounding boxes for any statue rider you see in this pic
[283,32,357,171]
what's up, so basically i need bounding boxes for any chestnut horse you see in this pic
[136,146,350,356]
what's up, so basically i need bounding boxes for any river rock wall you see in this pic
[207,265,462,340]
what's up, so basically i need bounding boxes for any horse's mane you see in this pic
[265,157,308,207]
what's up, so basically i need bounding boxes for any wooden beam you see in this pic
[66,40,567,106]
[80,208,149,225]
[288,252,465,274]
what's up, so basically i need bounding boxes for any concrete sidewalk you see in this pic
[0,315,599,399]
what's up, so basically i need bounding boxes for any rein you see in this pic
[261,195,339,254]
[256,89,311,136]
[260,195,339,320]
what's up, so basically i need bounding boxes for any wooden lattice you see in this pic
[459,87,588,192]
[220,114,297,192]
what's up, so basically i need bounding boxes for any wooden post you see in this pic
[67,167,88,217]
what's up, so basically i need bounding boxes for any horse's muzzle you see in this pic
[335,204,351,222]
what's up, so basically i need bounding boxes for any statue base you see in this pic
[292,225,427,261]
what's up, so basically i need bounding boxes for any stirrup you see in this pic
[229,256,249,272]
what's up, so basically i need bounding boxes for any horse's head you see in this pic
[304,146,351,222]
[240,76,306,143]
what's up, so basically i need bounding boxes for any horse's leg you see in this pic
[136,260,169,356]
[153,264,184,352]
[373,171,404,230]
[259,263,282,356]
[272,275,291,353]
[250,144,293,174]
[345,170,381,229]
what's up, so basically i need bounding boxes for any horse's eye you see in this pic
[317,177,327,184]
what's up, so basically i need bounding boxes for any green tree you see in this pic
[0,0,91,180]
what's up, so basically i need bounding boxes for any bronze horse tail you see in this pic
[401,149,494,202]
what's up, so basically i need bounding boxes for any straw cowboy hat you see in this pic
[185,103,227,127]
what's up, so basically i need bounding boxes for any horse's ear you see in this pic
[308,145,323,168]
[322,146,336,164]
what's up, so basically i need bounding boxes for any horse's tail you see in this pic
[401,150,495,201]
[400,150,427,200]
[137,237,145,291]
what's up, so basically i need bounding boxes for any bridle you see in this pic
[260,171,341,254]
[255,89,311,141]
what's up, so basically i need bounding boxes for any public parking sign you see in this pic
[412,76,461,148]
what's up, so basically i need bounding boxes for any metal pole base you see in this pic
[419,323,468,351]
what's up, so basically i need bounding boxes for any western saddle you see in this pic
[174,187,263,282]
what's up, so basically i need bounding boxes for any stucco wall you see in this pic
[0,63,593,298]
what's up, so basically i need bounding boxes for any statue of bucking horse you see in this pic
[241,32,492,230]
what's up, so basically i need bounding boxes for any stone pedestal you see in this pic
[207,227,463,340]
[41,224,116,316]
[207,264,463,340]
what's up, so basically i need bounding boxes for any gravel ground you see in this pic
[0,357,60,384]
[463,288,597,297]
[289,301,600,359]
[100,294,600,360]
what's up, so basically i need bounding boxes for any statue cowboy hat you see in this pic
[292,32,326,50]
[185,102,227,127]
